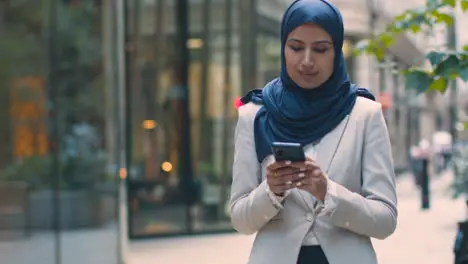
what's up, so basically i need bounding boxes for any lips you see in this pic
[300,71,319,76]
[299,72,319,80]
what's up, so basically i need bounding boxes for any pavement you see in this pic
[129,171,467,264]
[0,224,119,264]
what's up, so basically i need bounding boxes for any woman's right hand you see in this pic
[266,160,305,196]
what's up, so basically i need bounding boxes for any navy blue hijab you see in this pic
[240,0,375,163]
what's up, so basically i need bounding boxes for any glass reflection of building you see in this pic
[126,0,248,237]
[0,0,125,264]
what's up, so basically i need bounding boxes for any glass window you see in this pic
[0,1,56,262]
[125,0,187,236]
[258,33,281,85]
[57,1,121,263]
[127,0,242,237]
[0,1,122,263]
[188,0,239,232]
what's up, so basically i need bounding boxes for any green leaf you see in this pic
[427,51,445,66]
[409,24,421,33]
[375,47,386,62]
[353,48,362,57]
[379,33,395,47]
[404,69,433,93]
[433,12,454,25]
[394,11,412,22]
[429,77,448,93]
[435,54,460,77]
[463,45,468,52]
[442,0,456,7]
[465,121,468,130]
[450,73,460,79]
[413,14,429,26]
[462,0,468,12]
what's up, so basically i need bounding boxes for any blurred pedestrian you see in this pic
[229,1,397,264]
[410,145,424,185]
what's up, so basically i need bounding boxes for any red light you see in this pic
[234,96,243,110]
[378,92,393,110]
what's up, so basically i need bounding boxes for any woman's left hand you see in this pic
[289,157,328,201]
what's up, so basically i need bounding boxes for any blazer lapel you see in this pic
[290,115,351,212]
[316,115,351,175]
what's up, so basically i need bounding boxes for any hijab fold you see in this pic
[241,0,375,163]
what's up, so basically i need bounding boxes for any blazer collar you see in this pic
[291,114,351,212]
[316,114,351,175]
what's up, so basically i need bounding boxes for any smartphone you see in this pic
[271,142,306,162]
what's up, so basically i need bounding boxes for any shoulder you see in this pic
[352,96,383,121]
[238,102,262,122]
[235,103,262,144]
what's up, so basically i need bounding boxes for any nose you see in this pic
[302,48,315,67]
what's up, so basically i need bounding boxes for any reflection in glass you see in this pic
[0,1,56,263]
[0,1,120,263]
[127,0,245,237]
[127,0,188,236]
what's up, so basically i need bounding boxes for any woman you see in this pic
[229,1,398,264]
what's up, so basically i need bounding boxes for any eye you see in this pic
[313,48,329,54]
[289,46,304,52]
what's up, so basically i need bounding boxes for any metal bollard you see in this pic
[420,158,430,210]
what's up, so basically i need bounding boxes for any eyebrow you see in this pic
[287,38,332,45]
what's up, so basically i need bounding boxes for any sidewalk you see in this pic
[373,171,465,264]
[129,172,466,264]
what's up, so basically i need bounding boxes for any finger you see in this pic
[304,160,320,168]
[310,177,327,185]
[305,156,314,162]
[303,162,322,173]
[266,168,293,180]
[310,169,323,178]
[266,170,279,179]
[291,175,313,186]
[267,176,284,186]
[293,179,311,188]
[270,183,294,193]
[285,162,308,171]
[276,172,306,185]
[269,173,299,186]
[274,166,303,177]
[274,172,308,186]
[267,160,292,172]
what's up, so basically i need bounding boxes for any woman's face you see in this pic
[284,23,335,89]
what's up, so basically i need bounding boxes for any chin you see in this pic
[300,85,320,90]
[297,82,321,90]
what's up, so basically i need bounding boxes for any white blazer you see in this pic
[229,97,398,264]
